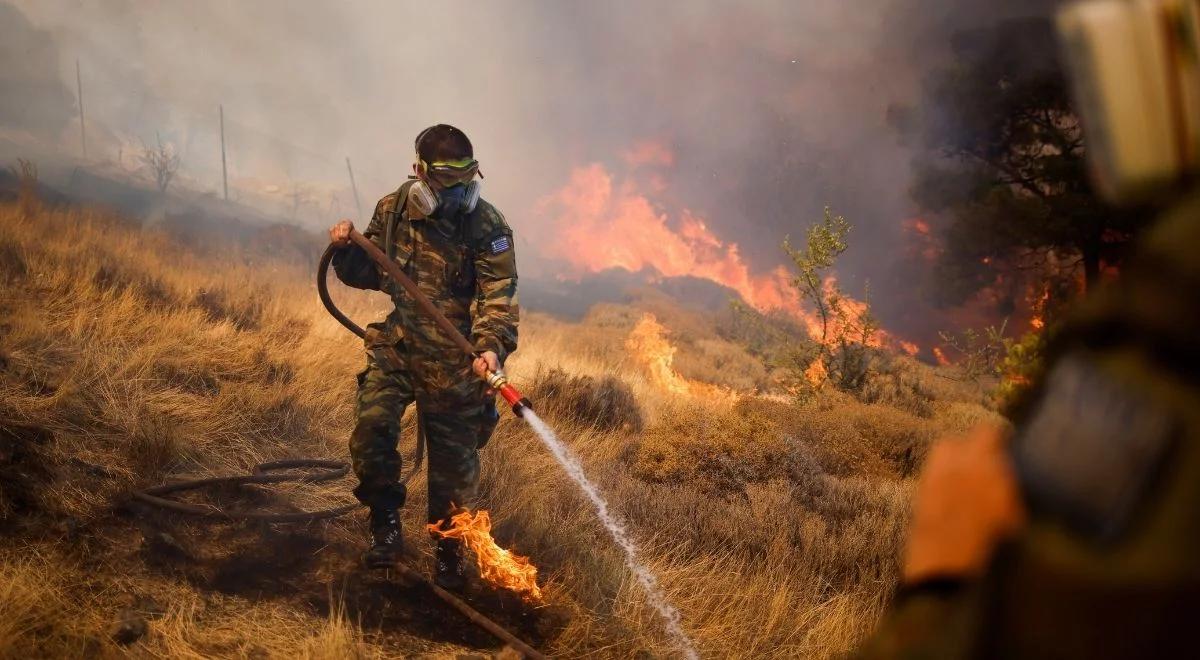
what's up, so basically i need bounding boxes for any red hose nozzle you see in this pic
[485,369,533,417]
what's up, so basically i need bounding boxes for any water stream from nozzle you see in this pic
[521,410,699,660]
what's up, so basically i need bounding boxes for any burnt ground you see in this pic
[119,491,566,656]
[0,423,566,657]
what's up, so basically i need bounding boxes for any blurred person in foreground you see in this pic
[328,124,518,589]
[856,1,1200,657]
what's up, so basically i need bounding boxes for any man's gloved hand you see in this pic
[473,351,500,395]
[329,219,355,246]
[903,424,1027,585]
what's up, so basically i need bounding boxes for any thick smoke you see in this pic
[0,3,76,141]
[4,0,1059,342]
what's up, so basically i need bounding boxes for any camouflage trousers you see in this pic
[350,331,500,526]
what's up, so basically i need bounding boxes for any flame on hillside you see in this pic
[625,314,732,397]
[932,346,951,367]
[902,217,940,265]
[428,509,542,601]
[535,161,800,314]
[534,143,916,353]
[625,314,690,395]
[804,359,828,386]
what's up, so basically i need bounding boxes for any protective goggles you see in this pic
[418,157,481,188]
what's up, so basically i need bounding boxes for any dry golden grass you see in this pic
[0,201,1000,658]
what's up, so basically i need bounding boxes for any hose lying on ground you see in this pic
[131,459,358,522]
[133,245,430,520]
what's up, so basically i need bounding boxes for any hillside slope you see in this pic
[0,200,999,658]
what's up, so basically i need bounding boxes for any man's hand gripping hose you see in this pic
[317,228,533,417]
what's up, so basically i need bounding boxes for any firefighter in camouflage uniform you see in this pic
[328,124,517,588]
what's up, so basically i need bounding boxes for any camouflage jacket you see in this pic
[332,181,519,366]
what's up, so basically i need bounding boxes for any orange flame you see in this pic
[534,152,919,353]
[804,358,828,386]
[932,346,951,366]
[428,509,542,601]
[902,217,939,263]
[535,162,800,314]
[1029,283,1051,331]
[625,313,732,398]
[625,314,691,395]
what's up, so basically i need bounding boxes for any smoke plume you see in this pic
[3,0,1060,346]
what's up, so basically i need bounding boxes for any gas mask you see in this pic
[407,157,482,219]
[1058,0,1200,203]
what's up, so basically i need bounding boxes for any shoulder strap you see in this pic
[384,180,417,262]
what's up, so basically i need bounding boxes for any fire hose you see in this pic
[132,229,545,659]
[318,229,534,417]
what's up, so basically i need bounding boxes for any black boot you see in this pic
[434,538,466,590]
[364,508,403,569]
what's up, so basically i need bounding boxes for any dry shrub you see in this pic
[859,355,935,418]
[91,261,175,310]
[938,400,1007,435]
[526,367,644,432]
[631,399,793,497]
[735,393,938,479]
[673,337,770,391]
[192,286,268,330]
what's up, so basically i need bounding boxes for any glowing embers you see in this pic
[1029,283,1051,331]
[428,509,543,601]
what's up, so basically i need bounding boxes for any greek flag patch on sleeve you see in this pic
[490,235,512,255]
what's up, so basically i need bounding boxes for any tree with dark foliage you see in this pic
[892,17,1152,305]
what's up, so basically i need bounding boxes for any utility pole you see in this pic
[76,58,86,159]
[219,105,228,201]
[346,156,364,219]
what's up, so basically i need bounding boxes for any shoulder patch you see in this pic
[489,235,512,255]
[1012,354,1178,542]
